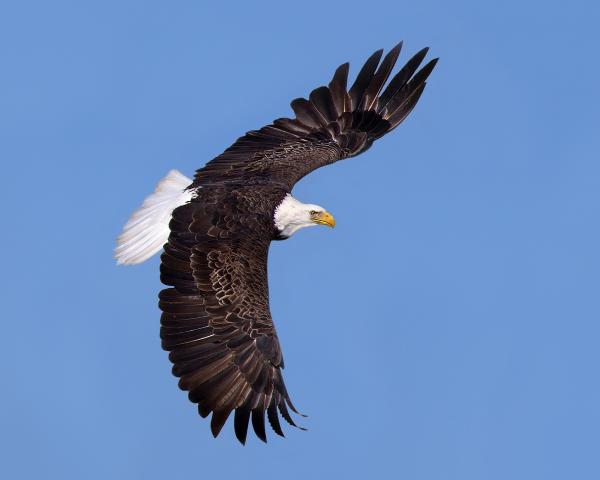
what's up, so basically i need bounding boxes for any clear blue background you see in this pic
[1,1,599,478]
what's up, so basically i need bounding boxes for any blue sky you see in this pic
[1,0,599,478]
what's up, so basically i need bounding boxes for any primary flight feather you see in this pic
[116,42,437,444]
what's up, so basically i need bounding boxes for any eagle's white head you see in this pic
[274,194,335,238]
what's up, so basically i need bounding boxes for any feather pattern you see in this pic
[192,43,437,189]
[160,185,304,443]
[148,43,437,443]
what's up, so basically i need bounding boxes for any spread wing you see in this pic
[159,195,301,444]
[158,43,438,443]
[192,42,438,191]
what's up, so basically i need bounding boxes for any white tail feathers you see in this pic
[115,170,193,265]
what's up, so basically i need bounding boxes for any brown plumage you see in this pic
[159,42,437,443]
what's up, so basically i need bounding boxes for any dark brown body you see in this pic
[157,42,437,443]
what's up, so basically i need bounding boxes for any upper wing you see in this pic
[159,193,301,444]
[192,42,437,191]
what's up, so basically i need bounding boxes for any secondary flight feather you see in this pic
[116,42,437,444]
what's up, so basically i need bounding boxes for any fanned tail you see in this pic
[115,170,193,265]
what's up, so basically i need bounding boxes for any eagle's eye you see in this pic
[309,210,318,216]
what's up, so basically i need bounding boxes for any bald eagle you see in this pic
[116,42,437,443]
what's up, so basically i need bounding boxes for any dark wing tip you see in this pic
[331,62,350,82]
[349,48,385,108]
[388,41,403,59]
[414,57,439,84]
[415,46,430,57]
[267,402,285,438]
[234,408,251,445]
[198,403,211,418]
[210,409,233,438]
[252,408,268,443]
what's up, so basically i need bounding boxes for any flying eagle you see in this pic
[116,42,437,443]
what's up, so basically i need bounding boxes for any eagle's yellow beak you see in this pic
[312,211,336,228]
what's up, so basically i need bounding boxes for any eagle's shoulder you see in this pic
[170,183,289,242]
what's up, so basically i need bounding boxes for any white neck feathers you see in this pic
[274,194,317,238]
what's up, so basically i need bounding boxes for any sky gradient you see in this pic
[1,1,599,478]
